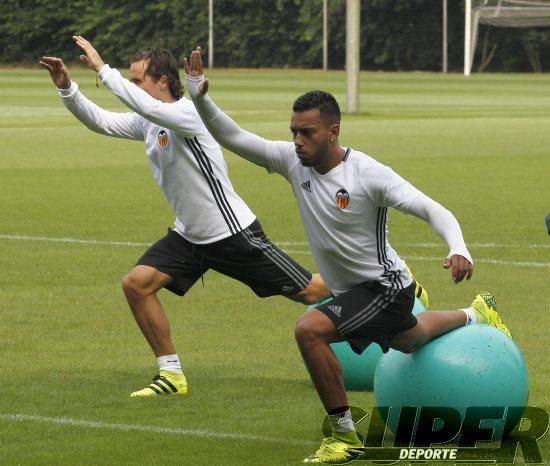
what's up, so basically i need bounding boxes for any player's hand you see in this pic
[73,35,105,72]
[183,46,209,94]
[443,254,473,283]
[39,56,72,89]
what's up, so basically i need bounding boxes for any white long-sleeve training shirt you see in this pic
[186,75,473,295]
[57,65,256,244]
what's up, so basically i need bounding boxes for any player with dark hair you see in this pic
[185,48,511,464]
[39,36,330,398]
[293,90,341,123]
[130,48,184,100]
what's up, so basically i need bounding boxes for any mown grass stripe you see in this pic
[1,234,548,267]
[0,412,314,447]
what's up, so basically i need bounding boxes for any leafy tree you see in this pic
[1,0,549,71]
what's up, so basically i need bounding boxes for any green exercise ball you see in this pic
[374,324,528,439]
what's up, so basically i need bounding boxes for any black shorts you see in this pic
[316,281,417,354]
[136,220,312,298]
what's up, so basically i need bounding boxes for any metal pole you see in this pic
[464,0,472,76]
[323,0,328,70]
[208,0,214,68]
[443,0,448,73]
[346,0,360,113]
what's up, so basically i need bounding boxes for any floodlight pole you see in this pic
[443,0,448,73]
[208,0,214,68]
[464,0,472,76]
[323,0,328,70]
[346,0,360,113]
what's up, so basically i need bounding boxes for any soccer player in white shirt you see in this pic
[39,37,330,398]
[184,47,512,464]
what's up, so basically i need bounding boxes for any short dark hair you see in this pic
[293,90,341,124]
[130,48,183,100]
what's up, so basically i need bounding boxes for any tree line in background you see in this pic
[2,0,550,72]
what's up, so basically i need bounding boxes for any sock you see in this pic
[328,409,355,433]
[328,408,362,445]
[157,354,182,374]
[461,307,478,325]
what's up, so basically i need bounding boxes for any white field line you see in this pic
[0,234,151,247]
[399,255,550,269]
[1,233,549,268]
[276,241,550,249]
[281,251,550,268]
[0,412,314,447]
[2,233,549,249]
[0,126,74,131]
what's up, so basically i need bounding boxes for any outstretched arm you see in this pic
[39,56,72,89]
[39,54,142,140]
[405,193,473,284]
[73,35,105,72]
[74,36,200,135]
[184,47,272,168]
[368,165,473,284]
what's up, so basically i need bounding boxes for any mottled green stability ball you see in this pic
[374,325,528,439]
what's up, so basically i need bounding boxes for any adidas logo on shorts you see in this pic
[327,304,342,318]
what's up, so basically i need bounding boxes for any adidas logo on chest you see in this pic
[301,180,311,193]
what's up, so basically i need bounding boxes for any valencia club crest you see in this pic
[157,130,169,149]
[335,188,350,209]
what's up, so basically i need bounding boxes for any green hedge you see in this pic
[1,0,549,71]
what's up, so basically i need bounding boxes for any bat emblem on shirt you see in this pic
[335,188,350,209]
[157,130,169,149]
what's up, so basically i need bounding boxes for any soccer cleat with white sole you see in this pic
[130,370,188,397]
[303,437,365,464]
[470,292,512,338]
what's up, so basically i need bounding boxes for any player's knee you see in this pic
[390,321,430,354]
[295,311,334,350]
[122,268,153,298]
[296,274,331,304]
[295,314,318,347]
[394,342,421,354]
[389,333,425,354]
[308,273,331,303]
[121,272,141,298]
[297,291,320,305]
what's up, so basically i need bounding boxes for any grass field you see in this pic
[1,66,549,465]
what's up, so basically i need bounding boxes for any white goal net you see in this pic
[465,0,550,73]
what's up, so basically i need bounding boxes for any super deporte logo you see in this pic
[319,406,549,464]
